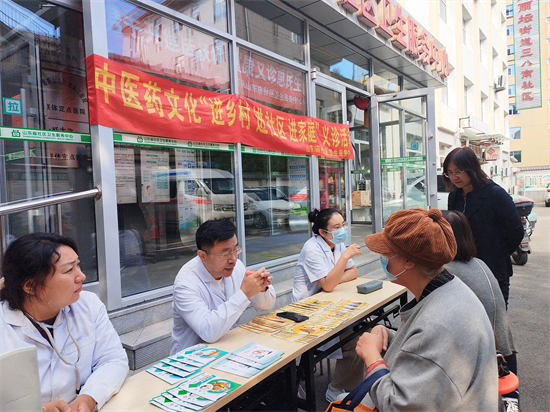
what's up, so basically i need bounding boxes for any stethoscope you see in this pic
[25,310,81,394]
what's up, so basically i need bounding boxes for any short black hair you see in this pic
[1,233,78,311]
[196,219,237,251]
[308,208,341,235]
[441,210,477,262]
[442,147,490,190]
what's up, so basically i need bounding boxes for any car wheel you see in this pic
[257,213,268,229]
[511,250,528,265]
[546,200,550,207]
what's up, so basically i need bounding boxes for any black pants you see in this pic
[498,278,510,308]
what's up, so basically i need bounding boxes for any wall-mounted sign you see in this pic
[484,146,500,161]
[3,97,22,115]
[338,0,449,78]
[513,0,541,109]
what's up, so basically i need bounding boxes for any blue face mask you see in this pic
[327,227,348,244]
[380,254,406,281]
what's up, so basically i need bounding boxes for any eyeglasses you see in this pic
[324,222,348,233]
[443,169,465,178]
[203,245,243,259]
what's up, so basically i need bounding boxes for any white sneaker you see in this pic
[297,383,306,400]
[325,384,349,403]
[502,397,519,412]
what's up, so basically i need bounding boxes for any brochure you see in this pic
[210,357,262,378]
[146,367,187,385]
[178,372,241,401]
[150,395,196,411]
[166,384,214,408]
[160,393,203,411]
[175,345,228,367]
[152,363,196,378]
[232,342,284,366]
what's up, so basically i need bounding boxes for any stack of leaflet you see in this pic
[210,342,284,378]
[146,343,227,384]
[150,372,240,411]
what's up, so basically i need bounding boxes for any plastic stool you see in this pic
[498,372,519,395]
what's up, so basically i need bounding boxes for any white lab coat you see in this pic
[0,291,129,410]
[292,235,355,302]
[171,256,276,354]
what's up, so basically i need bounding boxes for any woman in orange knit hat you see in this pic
[355,208,498,411]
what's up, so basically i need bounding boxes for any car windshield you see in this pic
[204,178,235,194]
[255,190,278,201]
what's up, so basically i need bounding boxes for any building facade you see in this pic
[0,0,508,367]
[506,0,550,199]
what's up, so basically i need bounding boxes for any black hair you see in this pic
[441,210,477,262]
[196,219,237,251]
[0,233,78,311]
[308,208,341,235]
[442,147,490,190]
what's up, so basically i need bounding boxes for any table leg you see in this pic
[302,349,317,412]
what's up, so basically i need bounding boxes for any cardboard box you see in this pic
[352,190,370,207]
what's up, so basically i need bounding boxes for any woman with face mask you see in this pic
[292,208,363,402]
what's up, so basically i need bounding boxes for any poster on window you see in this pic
[288,158,308,209]
[115,148,137,204]
[140,150,169,203]
[175,149,199,230]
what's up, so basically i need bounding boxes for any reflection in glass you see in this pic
[114,145,236,297]
[310,28,370,91]
[316,85,342,124]
[150,0,228,32]
[319,160,346,219]
[404,111,427,210]
[0,1,97,282]
[106,0,230,93]
[235,1,304,63]
[242,153,310,265]
[373,61,400,95]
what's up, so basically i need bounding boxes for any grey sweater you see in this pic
[446,259,516,356]
[370,277,498,411]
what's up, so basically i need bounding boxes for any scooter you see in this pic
[511,195,535,266]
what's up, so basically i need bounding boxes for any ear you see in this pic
[22,280,35,296]
[197,249,207,262]
[404,260,415,270]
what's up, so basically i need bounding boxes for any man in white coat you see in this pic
[171,219,276,354]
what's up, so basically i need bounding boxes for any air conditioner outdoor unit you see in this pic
[494,75,506,92]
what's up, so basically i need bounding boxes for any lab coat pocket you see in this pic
[63,335,95,356]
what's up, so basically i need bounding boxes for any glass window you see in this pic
[509,104,520,115]
[309,27,370,92]
[114,143,235,297]
[238,48,306,115]
[509,127,521,140]
[440,0,447,23]
[0,1,97,283]
[506,5,513,16]
[403,79,419,91]
[506,25,513,36]
[242,154,310,265]
[235,2,304,64]
[372,62,400,95]
[151,0,228,32]
[507,45,514,55]
[508,65,515,75]
[508,84,516,95]
[510,150,522,163]
[106,0,231,93]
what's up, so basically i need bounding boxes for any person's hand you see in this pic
[343,243,362,260]
[371,325,390,352]
[68,395,96,412]
[355,331,384,365]
[241,268,270,298]
[42,400,72,412]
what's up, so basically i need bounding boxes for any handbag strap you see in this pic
[341,368,390,410]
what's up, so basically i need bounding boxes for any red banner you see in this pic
[86,54,352,160]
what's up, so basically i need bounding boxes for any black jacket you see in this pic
[448,181,524,283]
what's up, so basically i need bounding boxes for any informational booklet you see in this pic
[176,345,228,367]
[163,358,200,374]
[232,342,284,366]
[160,393,203,411]
[226,354,281,369]
[210,357,262,378]
[166,384,214,408]
[151,363,196,379]
[178,372,241,401]
[146,367,187,385]
[150,395,196,411]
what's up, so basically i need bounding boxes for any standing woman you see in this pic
[0,233,129,412]
[444,147,523,304]
[293,208,363,402]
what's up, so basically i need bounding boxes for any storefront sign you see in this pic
[3,97,22,115]
[484,146,500,161]
[238,50,305,113]
[381,155,426,165]
[240,145,307,158]
[339,0,449,78]
[513,0,542,109]
[86,54,352,160]
[0,126,91,144]
[5,148,36,162]
[114,133,234,152]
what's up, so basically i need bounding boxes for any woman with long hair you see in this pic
[443,147,523,305]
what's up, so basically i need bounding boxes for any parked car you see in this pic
[244,187,292,229]
[437,173,451,210]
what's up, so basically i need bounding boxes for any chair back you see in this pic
[0,346,42,411]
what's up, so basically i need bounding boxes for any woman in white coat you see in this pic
[292,208,362,402]
[0,233,128,412]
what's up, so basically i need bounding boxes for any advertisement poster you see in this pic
[114,148,137,204]
[140,150,169,202]
[288,158,308,210]
[175,149,199,230]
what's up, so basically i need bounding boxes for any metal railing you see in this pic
[0,187,102,261]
